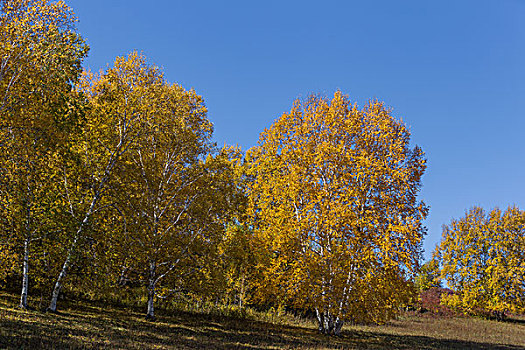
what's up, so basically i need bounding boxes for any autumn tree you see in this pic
[436,206,525,319]
[415,259,441,292]
[247,92,428,335]
[47,52,155,312]
[114,139,243,319]
[217,224,258,308]
[0,129,57,307]
[0,0,87,308]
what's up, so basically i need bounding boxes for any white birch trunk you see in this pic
[48,207,92,312]
[315,308,325,333]
[19,237,29,309]
[48,234,78,312]
[315,308,344,335]
[238,272,245,308]
[19,188,33,309]
[333,317,344,336]
[48,78,135,313]
[146,261,156,320]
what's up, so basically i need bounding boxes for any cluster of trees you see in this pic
[5,0,521,336]
[434,206,525,319]
[0,0,243,319]
[412,206,525,320]
[0,1,429,334]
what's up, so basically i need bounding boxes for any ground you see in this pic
[1,292,524,349]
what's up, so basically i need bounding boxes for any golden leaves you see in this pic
[247,91,427,323]
[0,0,88,131]
[437,206,525,315]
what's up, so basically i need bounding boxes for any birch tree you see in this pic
[47,52,151,312]
[436,206,525,319]
[114,111,242,319]
[0,129,53,308]
[247,92,428,335]
[219,223,259,308]
[0,0,86,309]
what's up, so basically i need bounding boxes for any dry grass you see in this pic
[1,291,524,349]
[351,313,525,349]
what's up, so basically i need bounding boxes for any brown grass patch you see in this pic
[1,292,524,349]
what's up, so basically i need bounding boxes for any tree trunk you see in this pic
[333,317,344,336]
[146,288,155,319]
[315,308,344,336]
[48,199,95,312]
[19,237,29,309]
[48,234,78,312]
[316,308,325,333]
[238,272,245,308]
[146,261,156,320]
[20,196,33,310]
[493,310,506,321]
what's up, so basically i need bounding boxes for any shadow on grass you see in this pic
[504,317,525,326]
[0,296,523,349]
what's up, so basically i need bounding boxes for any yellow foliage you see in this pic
[79,52,244,315]
[247,92,428,326]
[0,0,87,296]
[0,0,88,129]
[437,206,525,316]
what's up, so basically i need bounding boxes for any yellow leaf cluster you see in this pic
[437,206,525,316]
[247,91,428,326]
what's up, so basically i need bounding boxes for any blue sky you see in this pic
[68,0,525,260]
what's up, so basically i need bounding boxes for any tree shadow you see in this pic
[0,296,524,349]
[503,317,525,326]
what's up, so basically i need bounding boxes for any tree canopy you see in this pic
[0,0,87,309]
[246,92,428,334]
[436,206,525,319]
[8,0,523,337]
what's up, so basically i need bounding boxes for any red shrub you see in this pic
[419,287,456,316]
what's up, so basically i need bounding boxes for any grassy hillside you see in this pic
[1,292,524,349]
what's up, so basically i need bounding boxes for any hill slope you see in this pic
[1,292,524,349]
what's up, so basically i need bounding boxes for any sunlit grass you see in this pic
[1,291,524,349]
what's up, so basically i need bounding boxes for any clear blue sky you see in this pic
[67,0,525,260]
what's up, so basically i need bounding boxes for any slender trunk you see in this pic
[49,135,126,313]
[48,198,96,312]
[333,317,344,336]
[238,271,245,308]
[118,266,128,286]
[315,308,325,333]
[19,237,29,309]
[323,309,333,333]
[315,308,344,336]
[48,234,78,312]
[146,288,155,319]
[332,269,352,335]
[20,190,32,309]
[146,260,156,320]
